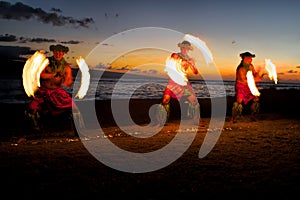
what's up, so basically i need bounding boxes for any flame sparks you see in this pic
[183,34,214,64]
[22,51,49,97]
[265,59,278,84]
[164,56,188,86]
[75,56,90,99]
[246,71,260,96]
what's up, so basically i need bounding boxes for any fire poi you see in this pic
[164,34,214,86]
[231,51,260,123]
[22,51,49,97]
[22,51,90,99]
[183,34,214,64]
[246,71,260,96]
[265,59,278,84]
[75,56,90,99]
[158,34,215,126]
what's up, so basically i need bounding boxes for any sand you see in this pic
[0,88,299,198]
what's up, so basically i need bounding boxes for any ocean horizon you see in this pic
[1,71,300,104]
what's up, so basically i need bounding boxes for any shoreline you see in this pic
[0,88,299,197]
[1,88,300,137]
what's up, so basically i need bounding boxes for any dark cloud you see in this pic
[0,45,35,59]
[50,7,61,13]
[61,40,82,44]
[0,34,17,42]
[30,38,56,43]
[287,70,298,74]
[0,1,94,28]
[1,34,82,45]
[19,36,56,43]
[296,66,300,68]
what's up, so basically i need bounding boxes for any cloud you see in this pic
[61,40,82,44]
[296,66,300,68]
[287,70,298,74]
[0,33,82,45]
[0,1,94,28]
[0,34,17,42]
[50,7,61,13]
[18,36,56,43]
[0,45,35,59]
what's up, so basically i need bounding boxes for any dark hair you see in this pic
[240,51,255,59]
[49,44,69,53]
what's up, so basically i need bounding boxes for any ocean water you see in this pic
[1,77,300,104]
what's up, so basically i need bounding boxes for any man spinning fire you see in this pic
[25,44,84,130]
[156,40,200,126]
[230,51,263,123]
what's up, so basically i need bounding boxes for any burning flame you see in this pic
[183,34,214,64]
[164,34,214,86]
[265,59,278,84]
[22,51,90,99]
[22,51,49,97]
[75,56,90,99]
[164,56,188,86]
[247,71,260,96]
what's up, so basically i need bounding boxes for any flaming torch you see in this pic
[265,59,278,84]
[75,56,90,99]
[22,51,49,97]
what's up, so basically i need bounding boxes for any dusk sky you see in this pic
[1,0,300,82]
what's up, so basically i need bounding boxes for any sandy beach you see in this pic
[0,88,299,198]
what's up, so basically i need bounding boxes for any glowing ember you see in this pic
[75,56,90,99]
[265,59,278,84]
[164,56,187,86]
[246,71,260,96]
[22,51,49,97]
[183,34,214,64]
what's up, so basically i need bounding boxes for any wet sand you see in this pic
[0,88,299,198]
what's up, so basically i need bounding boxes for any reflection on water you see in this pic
[1,77,300,104]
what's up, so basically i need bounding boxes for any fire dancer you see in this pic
[26,44,84,130]
[230,51,263,123]
[156,40,200,126]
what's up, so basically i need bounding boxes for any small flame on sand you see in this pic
[247,71,260,96]
[265,59,278,84]
[75,56,90,99]
[22,51,49,97]
[164,56,187,86]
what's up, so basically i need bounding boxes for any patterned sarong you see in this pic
[164,79,195,100]
[235,82,255,104]
[29,86,75,115]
